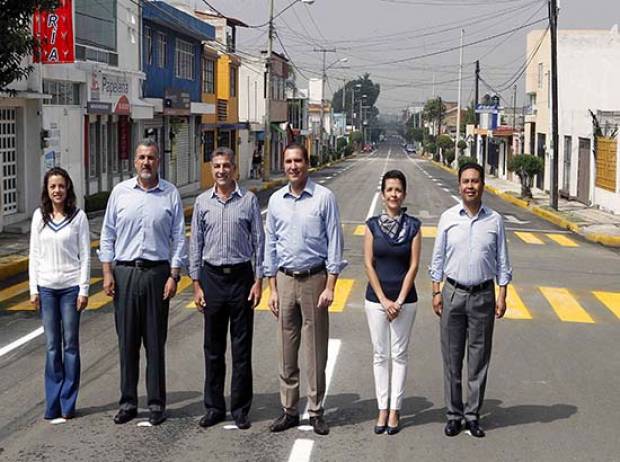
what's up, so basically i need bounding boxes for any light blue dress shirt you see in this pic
[99,177,187,269]
[429,202,512,286]
[264,179,347,277]
[188,183,264,280]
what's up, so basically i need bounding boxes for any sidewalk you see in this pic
[431,160,620,248]
[0,156,348,281]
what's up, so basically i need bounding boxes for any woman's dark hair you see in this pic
[381,169,407,193]
[40,167,77,228]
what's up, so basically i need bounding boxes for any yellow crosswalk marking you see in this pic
[6,278,103,312]
[0,281,29,305]
[421,226,437,238]
[255,279,355,313]
[514,231,544,245]
[539,287,594,323]
[354,225,365,236]
[545,233,579,247]
[592,291,620,319]
[496,285,533,320]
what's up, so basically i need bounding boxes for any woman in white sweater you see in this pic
[29,167,90,422]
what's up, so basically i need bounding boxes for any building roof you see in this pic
[194,11,249,28]
[142,2,215,41]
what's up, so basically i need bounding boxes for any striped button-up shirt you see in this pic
[429,202,512,286]
[189,183,264,280]
[99,177,187,269]
[264,179,347,277]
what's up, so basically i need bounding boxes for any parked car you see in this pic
[405,144,416,154]
[362,143,374,153]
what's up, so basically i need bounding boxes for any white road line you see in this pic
[366,192,380,221]
[442,188,450,193]
[451,195,461,203]
[301,338,341,420]
[288,439,315,462]
[0,327,44,358]
[261,208,268,216]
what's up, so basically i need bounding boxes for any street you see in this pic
[0,142,619,461]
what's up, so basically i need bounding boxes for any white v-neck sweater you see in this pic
[29,208,91,297]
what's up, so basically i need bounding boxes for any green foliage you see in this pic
[343,145,354,157]
[436,134,453,150]
[85,191,111,213]
[423,97,446,127]
[407,127,424,143]
[425,142,437,154]
[444,148,455,165]
[457,156,478,169]
[508,154,544,198]
[349,131,363,145]
[0,0,60,91]
[336,137,348,152]
[457,140,468,152]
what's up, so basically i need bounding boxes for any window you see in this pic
[229,65,237,97]
[203,130,215,162]
[74,0,117,51]
[43,80,81,105]
[175,39,194,80]
[157,32,167,68]
[202,57,215,93]
[537,63,544,89]
[144,26,152,65]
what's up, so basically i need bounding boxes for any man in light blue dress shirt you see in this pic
[99,139,187,426]
[429,162,512,438]
[265,143,346,436]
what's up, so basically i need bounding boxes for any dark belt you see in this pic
[279,264,325,278]
[446,277,493,293]
[116,259,169,269]
[204,260,251,275]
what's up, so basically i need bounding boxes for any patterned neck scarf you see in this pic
[379,209,408,244]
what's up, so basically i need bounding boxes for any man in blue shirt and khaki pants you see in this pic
[264,143,346,436]
[430,162,512,439]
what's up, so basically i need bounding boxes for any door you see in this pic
[577,137,591,205]
[536,133,546,189]
[174,118,190,186]
[0,108,17,215]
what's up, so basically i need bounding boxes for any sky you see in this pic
[187,0,619,114]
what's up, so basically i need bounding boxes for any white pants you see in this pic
[364,300,417,411]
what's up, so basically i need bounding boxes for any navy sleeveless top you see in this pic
[365,213,421,304]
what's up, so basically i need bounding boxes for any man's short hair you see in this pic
[284,143,309,162]
[136,139,160,157]
[211,146,236,166]
[458,162,485,183]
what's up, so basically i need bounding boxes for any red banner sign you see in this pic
[33,0,75,64]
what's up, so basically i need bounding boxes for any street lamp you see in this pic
[264,0,316,181]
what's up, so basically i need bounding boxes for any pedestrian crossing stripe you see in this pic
[496,285,533,320]
[539,287,595,323]
[0,280,30,305]
[254,279,355,313]
[514,231,545,245]
[354,225,365,236]
[545,233,579,247]
[592,291,620,319]
[353,225,437,238]
[6,278,103,312]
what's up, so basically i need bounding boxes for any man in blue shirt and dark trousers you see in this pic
[430,162,512,438]
[265,143,346,436]
[100,140,187,426]
[189,147,264,430]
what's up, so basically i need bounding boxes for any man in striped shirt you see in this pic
[189,147,264,430]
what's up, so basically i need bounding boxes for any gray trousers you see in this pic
[440,281,495,422]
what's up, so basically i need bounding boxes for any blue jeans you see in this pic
[39,285,81,419]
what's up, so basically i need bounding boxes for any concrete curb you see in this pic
[1,156,355,280]
[429,160,620,248]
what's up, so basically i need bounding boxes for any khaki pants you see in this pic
[277,271,329,417]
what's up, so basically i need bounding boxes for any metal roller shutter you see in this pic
[173,118,190,186]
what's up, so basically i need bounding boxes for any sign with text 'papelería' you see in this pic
[33,0,75,64]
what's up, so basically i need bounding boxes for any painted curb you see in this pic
[429,160,620,247]
[0,255,29,281]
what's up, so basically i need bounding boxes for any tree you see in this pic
[460,101,476,134]
[508,154,544,199]
[457,140,468,154]
[332,73,380,126]
[422,97,446,135]
[457,156,478,169]
[349,131,363,147]
[436,134,453,164]
[444,148,455,166]
[0,0,60,92]
[407,127,424,144]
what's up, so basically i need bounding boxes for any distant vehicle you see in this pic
[405,144,416,154]
[362,143,373,153]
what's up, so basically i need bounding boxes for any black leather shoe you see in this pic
[199,411,225,428]
[234,414,251,430]
[114,409,137,425]
[309,416,330,436]
[444,419,462,437]
[466,420,485,438]
[149,410,166,426]
[374,425,386,435]
[269,413,300,432]
[386,424,400,435]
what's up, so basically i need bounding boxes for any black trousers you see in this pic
[199,262,254,419]
[113,263,170,412]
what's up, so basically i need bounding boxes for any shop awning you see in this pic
[131,97,155,120]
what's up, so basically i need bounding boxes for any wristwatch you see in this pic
[170,273,181,283]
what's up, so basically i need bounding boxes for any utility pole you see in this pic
[474,60,480,162]
[512,84,517,157]
[455,29,464,163]
[262,0,275,181]
[549,0,560,210]
[313,47,336,164]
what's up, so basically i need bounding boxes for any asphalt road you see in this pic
[0,142,619,461]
